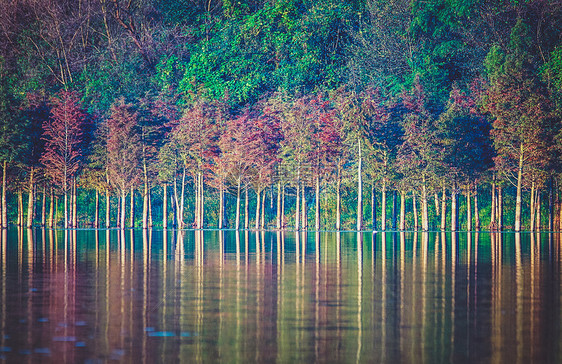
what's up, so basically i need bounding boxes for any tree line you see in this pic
[1,0,562,231]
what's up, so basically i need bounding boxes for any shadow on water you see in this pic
[0,229,560,363]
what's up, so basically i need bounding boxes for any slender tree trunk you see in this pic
[371,185,376,231]
[301,186,307,230]
[142,181,148,229]
[42,185,46,227]
[261,189,266,229]
[421,181,428,231]
[549,178,554,231]
[491,178,497,228]
[530,181,536,231]
[94,190,99,228]
[336,172,341,231]
[466,186,471,232]
[1,161,6,228]
[381,182,386,231]
[276,182,282,230]
[315,176,320,231]
[130,185,134,228]
[163,184,168,229]
[413,192,418,230]
[515,145,524,232]
[178,168,186,229]
[236,178,241,230]
[49,188,54,229]
[357,139,363,231]
[451,187,457,231]
[295,181,300,231]
[399,190,406,230]
[392,190,397,230]
[64,189,68,229]
[440,185,446,231]
[434,192,439,227]
[281,186,285,229]
[255,188,261,230]
[72,179,77,228]
[120,190,126,229]
[148,192,153,228]
[244,186,249,230]
[219,185,224,229]
[536,190,541,231]
[17,190,23,227]
[474,186,480,230]
[105,189,111,229]
[27,167,35,228]
[498,186,503,230]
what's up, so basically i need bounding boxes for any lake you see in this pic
[0,229,560,363]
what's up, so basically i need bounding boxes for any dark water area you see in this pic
[0,229,560,363]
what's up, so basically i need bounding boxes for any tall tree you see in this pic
[41,90,85,229]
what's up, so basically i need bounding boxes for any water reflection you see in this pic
[0,230,560,363]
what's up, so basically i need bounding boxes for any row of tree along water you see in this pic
[1,1,562,231]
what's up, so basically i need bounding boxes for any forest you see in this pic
[1,0,562,232]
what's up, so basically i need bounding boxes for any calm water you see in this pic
[0,229,560,363]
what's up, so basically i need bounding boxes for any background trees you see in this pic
[0,0,561,230]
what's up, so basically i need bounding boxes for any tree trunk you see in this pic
[281,185,285,229]
[261,189,266,229]
[72,179,77,228]
[301,186,307,230]
[434,192,439,228]
[148,192,153,228]
[105,189,111,229]
[371,185,376,231]
[49,188,54,229]
[421,181,428,231]
[474,186,480,230]
[392,190,397,230]
[549,178,554,231]
[163,184,168,229]
[296,180,301,231]
[178,168,186,229]
[42,185,47,227]
[277,182,282,230]
[236,178,241,230]
[27,167,35,228]
[130,185,135,228]
[336,167,341,231]
[64,189,68,229]
[535,189,541,231]
[496,186,503,231]
[1,161,6,228]
[466,186,471,232]
[94,190,99,228]
[142,181,148,229]
[440,185,446,231]
[399,190,406,230]
[120,189,126,229]
[451,187,457,231]
[530,181,536,231]
[315,176,320,231]
[255,188,261,230]
[413,192,418,230]
[17,190,23,227]
[381,182,386,230]
[491,178,497,228]
[515,145,524,232]
[219,185,224,229]
[357,139,363,231]
[244,186,249,230]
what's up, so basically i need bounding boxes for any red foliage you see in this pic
[41,90,85,191]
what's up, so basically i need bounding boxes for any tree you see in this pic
[41,90,85,229]
[106,98,141,229]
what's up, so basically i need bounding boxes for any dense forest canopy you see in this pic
[1,0,562,231]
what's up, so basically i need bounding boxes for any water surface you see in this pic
[0,229,560,363]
